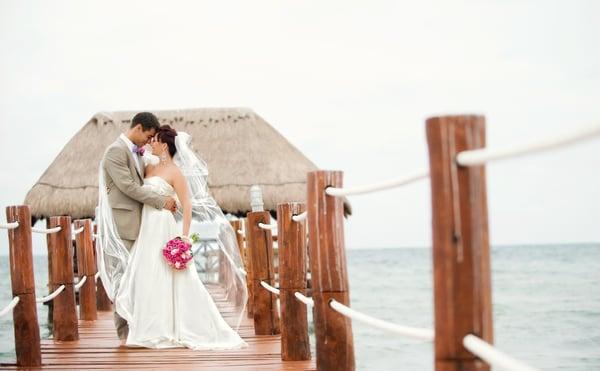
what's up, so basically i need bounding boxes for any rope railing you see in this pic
[237,229,244,235]
[31,226,62,234]
[74,276,87,291]
[95,272,100,282]
[0,297,20,317]
[260,281,280,295]
[325,171,429,197]
[294,291,314,307]
[456,123,600,166]
[0,221,19,230]
[258,222,277,231]
[36,285,66,304]
[463,335,539,371]
[329,299,434,341]
[292,212,307,222]
[72,226,84,235]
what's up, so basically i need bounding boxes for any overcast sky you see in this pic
[1,1,599,254]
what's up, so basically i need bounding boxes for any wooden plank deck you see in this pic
[2,285,316,370]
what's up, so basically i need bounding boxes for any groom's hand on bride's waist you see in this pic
[164,197,178,212]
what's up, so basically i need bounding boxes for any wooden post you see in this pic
[230,220,245,265]
[277,202,310,361]
[307,171,355,371]
[5,205,42,367]
[74,219,97,320]
[426,115,493,371]
[93,224,112,311]
[47,216,79,341]
[242,218,254,318]
[230,220,247,306]
[246,211,280,335]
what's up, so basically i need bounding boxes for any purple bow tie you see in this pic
[132,145,145,156]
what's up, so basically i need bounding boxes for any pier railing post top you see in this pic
[250,185,264,212]
[425,114,486,124]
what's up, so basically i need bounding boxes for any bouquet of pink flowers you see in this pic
[162,233,200,270]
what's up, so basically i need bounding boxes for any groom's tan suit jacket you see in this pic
[102,137,166,246]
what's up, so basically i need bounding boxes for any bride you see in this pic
[96,125,247,350]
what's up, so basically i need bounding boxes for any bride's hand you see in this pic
[164,198,178,212]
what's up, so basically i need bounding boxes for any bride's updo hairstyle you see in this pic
[156,125,178,157]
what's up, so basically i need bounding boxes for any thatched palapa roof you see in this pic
[25,108,329,220]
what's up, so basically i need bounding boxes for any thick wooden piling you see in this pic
[246,211,280,335]
[47,216,79,341]
[426,115,493,371]
[74,219,97,320]
[307,171,355,371]
[230,220,247,306]
[230,220,245,266]
[277,202,311,361]
[241,218,254,318]
[93,224,112,311]
[5,205,42,367]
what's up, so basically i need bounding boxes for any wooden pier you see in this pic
[2,284,315,370]
[1,114,529,370]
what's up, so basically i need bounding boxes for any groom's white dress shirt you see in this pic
[119,134,142,174]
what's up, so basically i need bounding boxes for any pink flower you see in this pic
[163,237,194,270]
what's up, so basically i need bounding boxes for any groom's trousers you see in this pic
[114,238,134,340]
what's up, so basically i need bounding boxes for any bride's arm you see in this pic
[172,169,192,237]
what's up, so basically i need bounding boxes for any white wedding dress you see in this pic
[114,176,247,350]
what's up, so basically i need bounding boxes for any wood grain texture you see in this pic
[426,115,493,371]
[241,218,255,318]
[47,216,79,341]
[74,219,97,321]
[0,285,315,370]
[307,171,355,371]
[277,202,310,361]
[6,205,42,367]
[92,224,112,312]
[247,211,280,335]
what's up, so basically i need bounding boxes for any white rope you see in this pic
[239,268,247,276]
[0,297,20,317]
[36,285,66,303]
[325,171,430,197]
[294,291,314,307]
[74,276,87,291]
[0,221,19,230]
[95,272,100,282]
[292,212,307,222]
[456,123,600,166]
[237,229,244,235]
[329,299,434,341]
[260,281,280,295]
[463,334,539,371]
[258,222,277,231]
[32,226,62,234]
[72,227,84,235]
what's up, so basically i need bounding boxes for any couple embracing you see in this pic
[96,112,247,350]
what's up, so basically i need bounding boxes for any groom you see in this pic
[102,111,178,341]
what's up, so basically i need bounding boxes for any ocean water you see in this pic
[1,245,599,370]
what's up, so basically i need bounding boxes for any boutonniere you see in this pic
[132,145,145,156]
